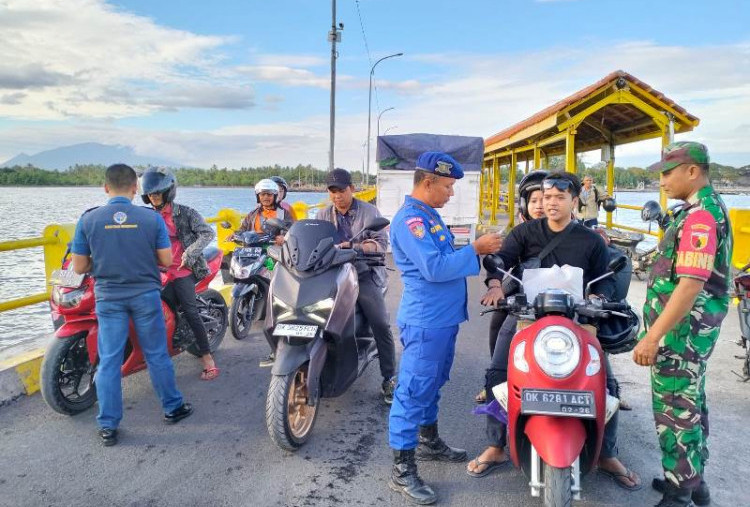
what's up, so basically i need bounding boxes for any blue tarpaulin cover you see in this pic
[376,133,484,172]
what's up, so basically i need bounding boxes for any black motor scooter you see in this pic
[228,231,275,340]
[263,217,389,451]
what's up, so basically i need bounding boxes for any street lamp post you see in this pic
[377,107,395,138]
[366,52,403,185]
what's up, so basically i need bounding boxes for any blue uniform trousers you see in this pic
[95,289,184,429]
[389,323,459,450]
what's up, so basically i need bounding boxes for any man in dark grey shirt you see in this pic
[316,168,396,404]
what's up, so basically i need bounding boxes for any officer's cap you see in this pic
[416,152,464,180]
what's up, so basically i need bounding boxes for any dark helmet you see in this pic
[597,306,640,354]
[602,196,617,213]
[270,176,289,200]
[518,170,549,221]
[140,167,176,208]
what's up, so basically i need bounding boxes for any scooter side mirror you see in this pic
[641,201,663,223]
[265,218,290,231]
[363,216,390,232]
[608,255,627,274]
[483,254,505,274]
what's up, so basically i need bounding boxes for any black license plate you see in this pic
[521,389,595,419]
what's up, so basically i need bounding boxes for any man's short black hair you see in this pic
[105,164,137,191]
[543,171,581,198]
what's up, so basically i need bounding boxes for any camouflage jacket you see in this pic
[641,186,733,353]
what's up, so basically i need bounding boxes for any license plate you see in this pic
[237,247,262,257]
[273,323,318,338]
[521,389,595,419]
[49,268,85,288]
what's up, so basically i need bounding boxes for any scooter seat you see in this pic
[202,246,222,263]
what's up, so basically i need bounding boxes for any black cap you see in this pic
[326,168,352,189]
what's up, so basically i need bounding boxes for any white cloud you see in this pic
[0,0,250,119]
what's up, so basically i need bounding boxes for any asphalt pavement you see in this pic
[1,257,748,507]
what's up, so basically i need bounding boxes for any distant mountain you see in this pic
[1,143,182,170]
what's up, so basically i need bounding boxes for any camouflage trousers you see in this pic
[650,327,719,490]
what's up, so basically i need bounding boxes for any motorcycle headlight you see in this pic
[301,297,334,325]
[533,326,580,378]
[230,259,262,279]
[53,286,86,308]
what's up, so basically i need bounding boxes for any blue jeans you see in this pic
[389,324,459,450]
[95,289,183,429]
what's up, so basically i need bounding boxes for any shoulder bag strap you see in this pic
[537,221,576,262]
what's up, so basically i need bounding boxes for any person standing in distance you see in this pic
[387,152,502,504]
[70,164,192,447]
[316,168,397,404]
[633,142,732,507]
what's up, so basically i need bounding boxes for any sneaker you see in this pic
[164,402,193,424]
[99,428,118,447]
[259,352,275,368]
[382,376,397,405]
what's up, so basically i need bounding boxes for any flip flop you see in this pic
[597,467,642,491]
[200,367,220,381]
[466,457,509,478]
[475,389,487,403]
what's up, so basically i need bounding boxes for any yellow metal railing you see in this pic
[0,224,74,313]
[0,187,376,314]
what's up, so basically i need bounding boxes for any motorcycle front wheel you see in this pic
[40,332,97,415]
[187,288,228,357]
[230,286,264,340]
[543,463,572,507]
[265,362,319,451]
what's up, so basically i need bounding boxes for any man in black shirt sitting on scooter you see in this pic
[467,172,642,492]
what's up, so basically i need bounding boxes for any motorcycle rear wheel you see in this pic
[543,463,572,507]
[40,332,97,415]
[266,362,319,451]
[187,289,228,357]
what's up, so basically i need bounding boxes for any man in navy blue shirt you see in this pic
[71,164,192,446]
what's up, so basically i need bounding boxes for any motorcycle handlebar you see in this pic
[601,302,629,311]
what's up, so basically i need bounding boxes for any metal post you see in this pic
[327,0,341,172]
[366,52,403,185]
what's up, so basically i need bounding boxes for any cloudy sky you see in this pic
[1,0,749,170]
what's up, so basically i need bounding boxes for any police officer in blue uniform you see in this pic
[71,164,192,447]
[388,152,502,504]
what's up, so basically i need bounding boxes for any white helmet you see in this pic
[254,178,279,204]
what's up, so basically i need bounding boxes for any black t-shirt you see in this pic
[489,218,615,299]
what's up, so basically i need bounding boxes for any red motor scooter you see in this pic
[40,246,228,415]
[482,256,629,506]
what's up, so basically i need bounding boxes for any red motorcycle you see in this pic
[40,247,228,415]
[734,262,750,380]
[482,256,629,506]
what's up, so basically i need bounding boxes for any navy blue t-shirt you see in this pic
[71,196,171,301]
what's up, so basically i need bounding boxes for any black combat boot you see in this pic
[415,422,468,462]
[653,477,709,506]
[389,450,437,505]
[655,479,696,507]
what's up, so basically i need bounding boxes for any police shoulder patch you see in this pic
[405,216,425,239]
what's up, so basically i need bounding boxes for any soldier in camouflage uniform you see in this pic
[633,142,732,507]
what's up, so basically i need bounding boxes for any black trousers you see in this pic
[484,315,618,458]
[162,275,211,356]
[358,272,396,380]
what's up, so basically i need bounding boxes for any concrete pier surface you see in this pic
[1,257,748,507]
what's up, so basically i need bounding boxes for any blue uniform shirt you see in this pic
[390,195,480,328]
[71,196,171,301]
